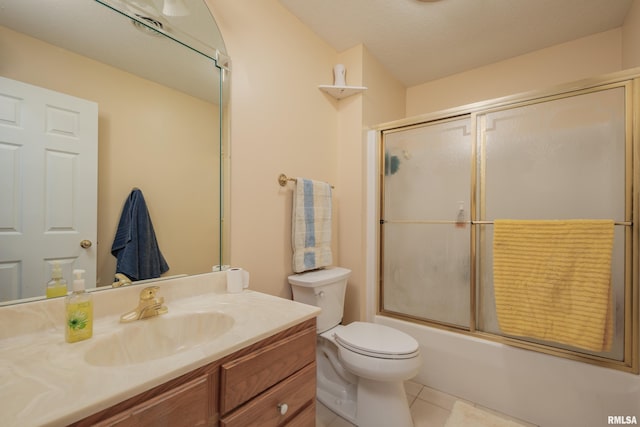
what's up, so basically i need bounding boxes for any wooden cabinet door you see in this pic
[94,376,211,427]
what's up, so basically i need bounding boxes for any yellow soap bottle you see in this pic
[46,262,68,298]
[65,269,93,343]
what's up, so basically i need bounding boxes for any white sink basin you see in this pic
[84,312,234,366]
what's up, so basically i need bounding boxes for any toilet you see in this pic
[289,267,421,427]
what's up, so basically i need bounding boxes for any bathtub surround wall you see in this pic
[376,315,640,427]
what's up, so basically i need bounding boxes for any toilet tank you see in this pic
[288,267,351,333]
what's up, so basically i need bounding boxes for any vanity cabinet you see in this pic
[71,318,316,427]
[219,319,316,426]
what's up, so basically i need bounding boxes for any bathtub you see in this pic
[375,315,640,427]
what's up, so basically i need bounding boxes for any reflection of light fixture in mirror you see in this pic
[132,14,165,36]
[163,0,189,16]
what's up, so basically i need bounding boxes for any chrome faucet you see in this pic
[120,286,168,323]
[112,273,133,288]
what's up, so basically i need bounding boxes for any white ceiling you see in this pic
[279,0,634,87]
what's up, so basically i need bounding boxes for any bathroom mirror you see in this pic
[0,0,230,304]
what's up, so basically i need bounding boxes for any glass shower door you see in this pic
[381,117,472,328]
[476,85,628,360]
[377,75,637,371]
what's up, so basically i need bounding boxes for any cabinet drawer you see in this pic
[220,362,316,427]
[220,326,315,413]
[93,375,210,427]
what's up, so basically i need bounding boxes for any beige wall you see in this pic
[357,48,406,321]
[335,45,365,324]
[206,0,339,299]
[623,0,640,68]
[406,29,623,116]
[362,48,406,127]
[208,0,637,324]
[1,26,219,288]
[207,0,404,326]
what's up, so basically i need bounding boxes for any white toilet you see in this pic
[289,267,421,427]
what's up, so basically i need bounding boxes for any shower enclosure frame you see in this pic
[376,68,640,373]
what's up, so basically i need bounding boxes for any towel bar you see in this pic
[278,173,334,188]
[382,219,632,226]
[471,220,631,226]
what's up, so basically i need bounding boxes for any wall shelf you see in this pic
[318,85,367,100]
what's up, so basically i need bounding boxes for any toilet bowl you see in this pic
[289,267,421,427]
[333,322,421,381]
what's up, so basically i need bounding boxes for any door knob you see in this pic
[80,240,92,249]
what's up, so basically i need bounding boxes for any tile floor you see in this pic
[316,380,537,427]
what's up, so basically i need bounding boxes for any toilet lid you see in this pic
[334,322,419,360]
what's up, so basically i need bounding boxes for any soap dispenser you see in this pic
[46,262,67,298]
[65,269,93,343]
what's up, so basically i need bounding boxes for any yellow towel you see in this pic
[493,219,614,352]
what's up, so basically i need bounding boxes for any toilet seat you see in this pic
[333,322,419,360]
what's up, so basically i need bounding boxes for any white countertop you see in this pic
[0,272,320,427]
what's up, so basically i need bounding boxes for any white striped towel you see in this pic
[292,178,333,273]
